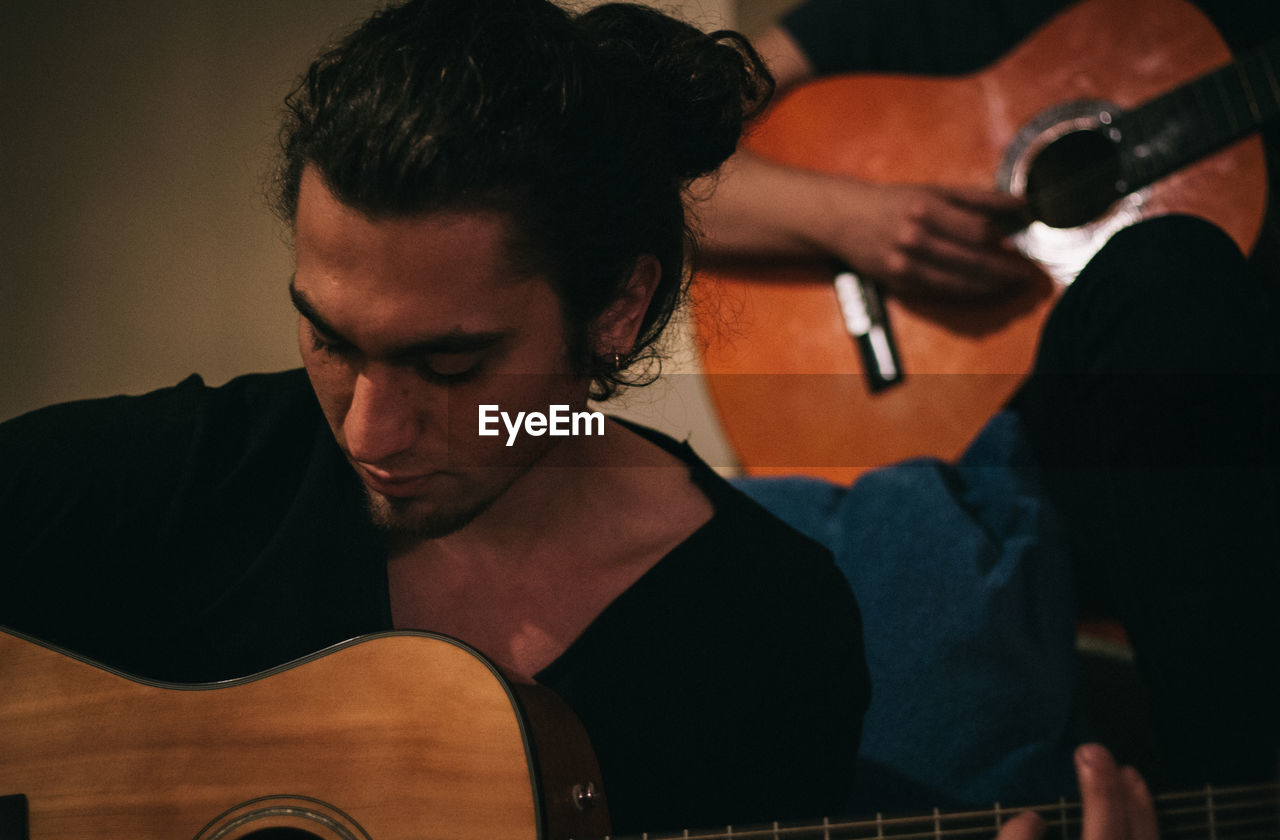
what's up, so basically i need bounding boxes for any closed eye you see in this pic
[290,281,503,385]
[412,352,486,385]
[307,324,357,359]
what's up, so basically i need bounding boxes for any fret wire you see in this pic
[1165,86,1196,171]
[671,809,1272,840]
[1236,55,1264,124]
[1058,797,1069,840]
[1134,97,1156,184]
[1181,81,1223,151]
[1172,83,1197,144]
[1158,798,1280,819]
[845,823,1054,840]
[1192,68,1214,138]
[1226,64,1259,137]
[1193,72,1239,150]
[1213,814,1280,833]
[1159,815,1280,840]
[1164,808,1280,827]
[1185,72,1236,154]
[1159,813,1280,834]
[646,782,1279,840]
[933,807,942,840]
[1215,67,1241,135]
[1146,88,1173,180]
[1241,51,1280,123]
[1024,801,1083,821]
[846,802,1081,831]
[1153,780,1278,802]
[1112,109,1138,186]
[1117,82,1187,188]
[1264,46,1280,107]
[881,815,1085,840]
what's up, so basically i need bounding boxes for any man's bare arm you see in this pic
[694,27,1037,299]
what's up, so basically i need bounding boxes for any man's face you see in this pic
[292,167,587,538]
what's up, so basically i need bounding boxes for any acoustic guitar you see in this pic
[2,628,1278,839]
[694,0,1277,484]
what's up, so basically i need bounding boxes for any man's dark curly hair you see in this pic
[274,0,772,399]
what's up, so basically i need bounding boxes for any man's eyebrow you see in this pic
[288,281,509,358]
[289,281,346,342]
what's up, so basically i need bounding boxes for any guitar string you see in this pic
[615,812,1280,840]
[612,813,1280,840]
[608,782,1279,840]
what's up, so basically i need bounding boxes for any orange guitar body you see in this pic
[695,0,1267,484]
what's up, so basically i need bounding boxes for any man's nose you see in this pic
[343,367,420,465]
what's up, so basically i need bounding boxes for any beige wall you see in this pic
[2,1,384,422]
[734,0,797,37]
[1,0,780,469]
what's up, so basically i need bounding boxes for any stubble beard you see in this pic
[363,489,495,540]
[358,435,566,540]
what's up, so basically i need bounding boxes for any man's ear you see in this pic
[592,254,662,358]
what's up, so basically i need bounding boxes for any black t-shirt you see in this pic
[0,369,870,835]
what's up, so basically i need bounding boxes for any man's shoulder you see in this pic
[1,369,316,445]
[0,369,326,513]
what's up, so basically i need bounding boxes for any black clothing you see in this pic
[1009,215,1280,786]
[0,369,870,835]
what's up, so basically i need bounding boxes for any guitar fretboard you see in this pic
[1116,38,1280,191]
[606,781,1280,840]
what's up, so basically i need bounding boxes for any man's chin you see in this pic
[364,490,492,539]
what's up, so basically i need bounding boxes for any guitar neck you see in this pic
[611,780,1280,840]
[1115,37,1280,192]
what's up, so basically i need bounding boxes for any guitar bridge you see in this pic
[0,794,28,840]
[834,270,904,392]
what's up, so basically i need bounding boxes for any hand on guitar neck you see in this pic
[998,744,1158,840]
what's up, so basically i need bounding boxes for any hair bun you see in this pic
[576,3,773,182]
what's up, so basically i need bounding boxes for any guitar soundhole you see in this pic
[193,796,370,840]
[1025,128,1121,229]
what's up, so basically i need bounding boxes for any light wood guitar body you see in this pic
[2,627,1277,839]
[696,0,1271,483]
[0,628,607,840]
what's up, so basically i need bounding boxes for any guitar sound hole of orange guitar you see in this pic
[1025,127,1122,228]
[239,830,322,839]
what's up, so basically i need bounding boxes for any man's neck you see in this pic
[385,418,714,678]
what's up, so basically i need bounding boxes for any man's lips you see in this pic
[353,463,437,498]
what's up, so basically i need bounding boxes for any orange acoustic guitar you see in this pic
[2,628,1278,840]
[694,0,1276,484]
